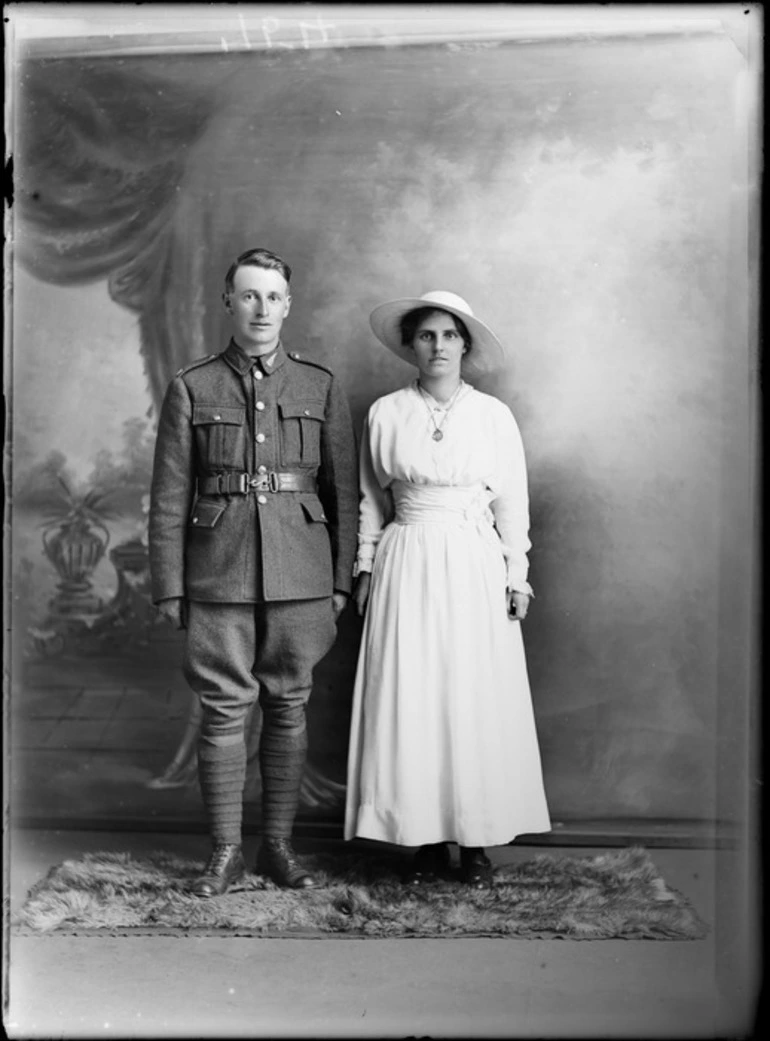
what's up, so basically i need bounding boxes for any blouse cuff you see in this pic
[511,582,534,598]
[506,564,533,597]
[354,539,379,577]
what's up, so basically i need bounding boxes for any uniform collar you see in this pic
[223,339,287,376]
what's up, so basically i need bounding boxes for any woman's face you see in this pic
[409,310,467,379]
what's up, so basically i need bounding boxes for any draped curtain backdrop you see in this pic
[13,32,752,825]
[15,59,219,407]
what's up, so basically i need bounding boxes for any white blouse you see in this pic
[355,381,533,594]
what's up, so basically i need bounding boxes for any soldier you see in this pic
[149,247,358,896]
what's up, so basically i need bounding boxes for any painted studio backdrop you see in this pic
[10,24,753,835]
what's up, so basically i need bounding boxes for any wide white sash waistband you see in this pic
[391,480,494,527]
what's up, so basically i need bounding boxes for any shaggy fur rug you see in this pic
[14,846,708,939]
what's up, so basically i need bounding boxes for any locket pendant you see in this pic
[432,429,444,442]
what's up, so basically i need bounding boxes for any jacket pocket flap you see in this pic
[193,405,245,426]
[279,400,326,421]
[300,498,328,523]
[190,499,227,528]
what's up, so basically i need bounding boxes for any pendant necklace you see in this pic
[417,380,465,442]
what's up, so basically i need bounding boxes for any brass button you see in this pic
[257,465,267,475]
[303,409,311,416]
[256,401,265,411]
[192,517,199,524]
[255,433,266,444]
[257,495,267,505]
[254,371,263,380]
[213,414,222,421]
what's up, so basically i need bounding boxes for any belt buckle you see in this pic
[268,471,280,493]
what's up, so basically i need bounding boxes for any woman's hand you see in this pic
[507,590,530,622]
[332,592,348,621]
[354,572,372,617]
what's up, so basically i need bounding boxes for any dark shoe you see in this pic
[191,843,246,898]
[255,838,315,889]
[459,846,493,888]
[404,842,452,885]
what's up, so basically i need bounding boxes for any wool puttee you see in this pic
[197,740,246,845]
[259,722,307,839]
[196,714,309,842]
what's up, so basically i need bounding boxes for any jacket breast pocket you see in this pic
[278,399,325,468]
[192,404,246,470]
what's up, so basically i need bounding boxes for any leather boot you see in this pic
[459,846,493,888]
[191,843,246,898]
[255,837,316,888]
[404,842,452,885]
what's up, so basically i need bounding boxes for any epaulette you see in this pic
[175,353,219,377]
[287,350,333,375]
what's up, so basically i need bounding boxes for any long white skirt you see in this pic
[344,483,551,847]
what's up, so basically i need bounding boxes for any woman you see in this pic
[344,290,551,887]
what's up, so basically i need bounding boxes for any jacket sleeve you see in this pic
[317,375,359,596]
[148,375,195,603]
[488,405,534,596]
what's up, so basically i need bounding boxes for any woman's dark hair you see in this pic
[400,307,472,353]
[224,248,292,293]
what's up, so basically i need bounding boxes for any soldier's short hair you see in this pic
[225,248,292,293]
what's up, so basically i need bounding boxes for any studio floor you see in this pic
[5,829,760,1040]
[6,638,760,1038]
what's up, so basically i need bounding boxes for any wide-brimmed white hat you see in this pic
[369,290,506,376]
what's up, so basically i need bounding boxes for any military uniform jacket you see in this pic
[149,339,359,604]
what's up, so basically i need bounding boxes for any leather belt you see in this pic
[198,471,317,495]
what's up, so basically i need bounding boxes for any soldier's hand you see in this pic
[157,598,187,630]
[353,573,372,618]
[332,592,348,621]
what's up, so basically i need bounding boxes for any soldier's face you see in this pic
[225,266,291,354]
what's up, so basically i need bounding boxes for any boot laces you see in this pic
[207,844,238,874]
